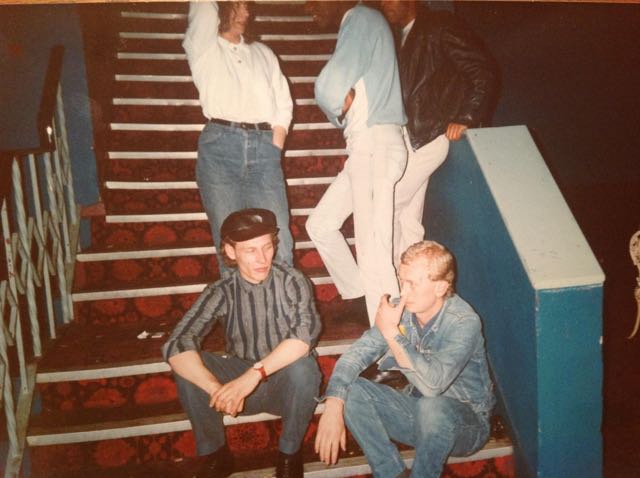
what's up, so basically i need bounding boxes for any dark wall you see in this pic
[0,4,98,206]
[456,2,640,188]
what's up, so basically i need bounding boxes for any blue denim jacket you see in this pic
[325,294,495,415]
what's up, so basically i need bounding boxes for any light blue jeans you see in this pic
[344,378,490,478]
[175,353,321,456]
[196,122,294,270]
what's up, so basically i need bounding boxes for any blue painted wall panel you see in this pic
[425,139,539,476]
[536,286,603,477]
[425,136,603,477]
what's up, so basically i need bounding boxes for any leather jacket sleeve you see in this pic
[400,9,499,149]
[440,18,498,127]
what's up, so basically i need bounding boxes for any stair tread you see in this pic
[90,216,354,247]
[110,103,327,124]
[114,57,325,78]
[29,400,512,449]
[113,79,316,99]
[107,129,345,152]
[73,262,336,294]
[116,2,310,16]
[105,155,347,184]
[101,183,329,216]
[37,306,368,375]
[76,234,348,256]
[34,440,513,478]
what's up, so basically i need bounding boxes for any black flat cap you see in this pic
[220,208,279,242]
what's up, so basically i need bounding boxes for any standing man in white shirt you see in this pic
[184,1,294,271]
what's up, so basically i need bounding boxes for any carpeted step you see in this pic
[101,182,331,215]
[27,413,331,478]
[72,271,349,327]
[116,12,335,36]
[29,445,514,478]
[73,245,347,294]
[107,128,344,152]
[117,1,311,17]
[117,36,337,57]
[36,308,362,379]
[89,215,354,249]
[106,154,346,182]
[34,355,340,418]
[110,102,327,124]
[28,408,513,478]
[106,154,347,182]
[113,80,198,99]
[114,56,326,78]
[112,79,315,99]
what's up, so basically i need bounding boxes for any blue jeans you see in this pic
[174,353,321,455]
[344,378,490,478]
[196,122,294,270]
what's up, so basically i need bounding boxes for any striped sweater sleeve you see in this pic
[162,283,228,360]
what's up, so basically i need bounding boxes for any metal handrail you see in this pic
[0,45,79,478]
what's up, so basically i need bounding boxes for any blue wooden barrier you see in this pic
[424,125,604,477]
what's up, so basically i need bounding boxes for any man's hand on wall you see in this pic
[445,122,468,141]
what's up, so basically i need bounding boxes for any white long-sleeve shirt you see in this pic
[183,1,293,130]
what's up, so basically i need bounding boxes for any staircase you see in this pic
[24,3,513,477]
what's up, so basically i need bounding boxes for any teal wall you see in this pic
[425,127,603,477]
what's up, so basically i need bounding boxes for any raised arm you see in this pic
[183,1,222,91]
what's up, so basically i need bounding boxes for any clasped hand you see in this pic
[209,370,261,417]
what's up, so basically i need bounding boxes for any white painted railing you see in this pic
[0,45,78,478]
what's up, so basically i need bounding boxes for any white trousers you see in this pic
[307,124,407,324]
[393,132,449,267]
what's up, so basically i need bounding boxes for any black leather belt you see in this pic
[209,118,271,131]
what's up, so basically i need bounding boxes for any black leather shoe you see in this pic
[275,450,303,478]
[195,445,234,478]
[361,365,408,389]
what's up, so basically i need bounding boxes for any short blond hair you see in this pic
[400,240,456,297]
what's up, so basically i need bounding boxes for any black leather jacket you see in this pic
[399,6,499,150]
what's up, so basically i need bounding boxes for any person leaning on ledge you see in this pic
[162,208,322,478]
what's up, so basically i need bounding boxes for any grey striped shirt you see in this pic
[162,262,322,362]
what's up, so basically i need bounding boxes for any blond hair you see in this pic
[400,241,456,297]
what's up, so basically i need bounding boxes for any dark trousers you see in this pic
[175,352,321,455]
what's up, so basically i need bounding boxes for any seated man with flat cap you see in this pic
[163,208,322,478]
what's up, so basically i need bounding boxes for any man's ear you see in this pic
[224,243,237,261]
[434,280,449,298]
